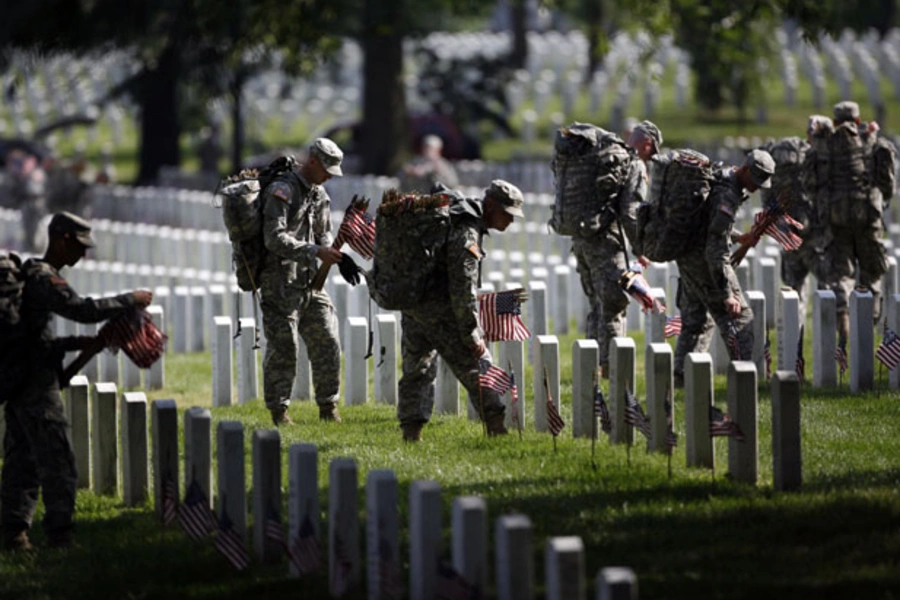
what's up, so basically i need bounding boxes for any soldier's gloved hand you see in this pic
[338,253,362,286]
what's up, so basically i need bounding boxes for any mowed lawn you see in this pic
[2,327,900,600]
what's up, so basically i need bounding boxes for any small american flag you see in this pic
[161,473,178,527]
[876,327,900,370]
[98,308,167,368]
[334,204,376,259]
[764,333,772,379]
[178,479,216,542]
[619,265,664,313]
[214,508,251,571]
[753,210,804,251]
[664,395,677,450]
[835,335,848,377]
[477,289,531,342]
[594,382,612,435]
[331,528,353,596]
[478,359,512,395]
[726,322,742,361]
[709,405,745,441]
[265,505,288,559]
[378,534,404,599]
[436,559,479,600]
[508,365,521,432]
[795,327,806,381]
[624,388,651,439]
[545,383,565,437]
[664,315,682,338]
[290,513,322,576]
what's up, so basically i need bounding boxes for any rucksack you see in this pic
[549,122,632,237]
[0,252,28,402]
[634,149,714,262]
[761,137,810,227]
[216,156,300,291]
[367,189,453,310]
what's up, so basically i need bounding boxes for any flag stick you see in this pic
[509,360,523,442]
[543,366,557,453]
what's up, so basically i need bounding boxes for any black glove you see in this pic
[338,253,362,286]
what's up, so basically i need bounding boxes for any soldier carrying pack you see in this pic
[0,252,27,401]
[549,122,632,237]
[634,149,715,262]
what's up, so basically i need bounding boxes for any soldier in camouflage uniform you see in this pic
[571,120,659,375]
[398,134,460,193]
[2,212,152,551]
[398,180,524,441]
[673,150,775,385]
[259,138,346,426]
[803,101,897,340]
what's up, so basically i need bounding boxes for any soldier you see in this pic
[2,212,152,551]
[572,120,659,376]
[673,150,774,386]
[259,138,348,426]
[5,147,48,252]
[398,180,524,442]
[398,134,460,192]
[803,101,896,340]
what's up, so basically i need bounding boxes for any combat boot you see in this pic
[270,407,293,427]
[485,413,509,436]
[401,423,423,442]
[2,531,32,552]
[319,403,342,423]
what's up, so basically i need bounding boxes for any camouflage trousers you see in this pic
[674,250,755,376]
[260,287,340,411]
[398,305,505,427]
[782,247,812,324]
[571,235,628,366]
[1,364,77,538]
[818,224,888,321]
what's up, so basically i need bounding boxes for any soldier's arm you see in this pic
[704,194,742,304]
[34,272,138,324]
[262,181,319,263]
[313,191,334,248]
[447,224,483,351]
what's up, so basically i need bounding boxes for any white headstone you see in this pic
[528,280,548,338]
[684,353,714,469]
[146,305,165,389]
[345,317,369,406]
[217,421,247,542]
[452,496,488,593]
[65,376,91,489]
[252,429,282,563]
[173,286,191,353]
[152,399,179,522]
[184,407,213,506]
[609,337,636,445]
[646,343,674,454]
[92,382,118,496]
[329,457,360,595]
[553,265,570,334]
[545,537,585,600]
[495,514,534,600]
[596,567,638,600]
[288,443,319,578]
[727,361,758,484]
[498,338,526,432]
[758,258,777,328]
[374,315,398,405]
[746,291,767,379]
[212,316,233,407]
[533,335,560,433]
[771,371,802,492]
[776,289,801,375]
[889,294,900,390]
[237,318,259,404]
[812,290,837,387]
[121,391,149,506]
[572,340,599,438]
[436,357,460,415]
[409,480,442,600]
[366,469,400,598]
[850,289,875,392]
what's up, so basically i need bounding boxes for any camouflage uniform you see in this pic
[398,198,505,427]
[571,155,648,366]
[259,168,340,414]
[803,108,896,323]
[674,170,755,377]
[2,259,137,542]
[398,155,460,193]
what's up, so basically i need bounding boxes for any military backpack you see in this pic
[216,156,300,292]
[549,122,632,237]
[0,252,28,402]
[634,149,715,262]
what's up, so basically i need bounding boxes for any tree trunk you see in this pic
[230,70,246,173]
[510,0,528,70]
[584,7,603,87]
[136,44,181,185]
[360,2,407,176]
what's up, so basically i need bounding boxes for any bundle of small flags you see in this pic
[99,308,167,368]
[876,326,900,370]
[752,207,804,251]
[477,288,531,342]
[333,197,376,259]
[478,359,512,395]
[618,264,665,314]
[709,405,745,441]
[664,315,682,339]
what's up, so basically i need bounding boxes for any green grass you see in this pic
[2,325,900,599]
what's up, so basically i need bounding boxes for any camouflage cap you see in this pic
[310,137,344,177]
[633,120,663,149]
[807,114,834,135]
[744,149,775,189]
[487,179,525,218]
[833,101,860,123]
[48,211,95,247]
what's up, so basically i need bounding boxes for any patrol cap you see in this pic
[833,101,860,123]
[310,137,344,177]
[486,179,525,218]
[633,120,663,149]
[48,211,95,248]
[744,149,775,189]
[807,114,833,135]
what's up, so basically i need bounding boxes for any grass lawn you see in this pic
[1,325,899,599]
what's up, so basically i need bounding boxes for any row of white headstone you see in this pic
[53,384,639,599]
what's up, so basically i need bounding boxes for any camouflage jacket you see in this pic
[261,168,333,292]
[703,170,747,304]
[21,259,137,356]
